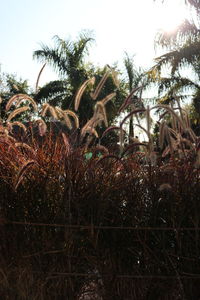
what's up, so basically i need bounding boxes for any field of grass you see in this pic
[0,79,200,299]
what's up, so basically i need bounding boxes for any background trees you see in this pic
[33,33,126,129]
[0,73,30,121]
[123,53,148,141]
[1,3,200,299]
[149,1,200,134]
[151,1,200,101]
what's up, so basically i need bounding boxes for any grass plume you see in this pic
[14,160,35,190]
[36,119,47,136]
[74,77,95,111]
[7,106,30,122]
[35,63,46,92]
[90,71,110,100]
[6,94,37,112]
[7,121,27,134]
[63,110,79,128]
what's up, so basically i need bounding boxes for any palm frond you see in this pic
[155,19,200,48]
[33,46,68,76]
[184,0,200,11]
[158,76,200,95]
[35,80,69,105]
[154,41,200,75]
[34,33,94,77]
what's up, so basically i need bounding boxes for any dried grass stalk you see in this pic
[145,105,154,153]
[163,139,177,158]
[0,133,15,142]
[160,123,177,155]
[162,145,170,157]
[153,104,186,130]
[64,110,79,128]
[55,106,72,129]
[180,137,195,149]
[42,103,67,121]
[15,160,35,190]
[175,96,184,121]
[195,149,200,168]
[165,127,174,155]
[81,118,95,137]
[49,106,58,119]
[159,121,167,149]
[6,94,37,112]
[15,143,35,154]
[36,119,47,136]
[35,63,46,92]
[62,133,71,154]
[158,183,172,192]
[0,124,6,134]
[41,103,50,117]
[119,86,142,112]
[111,69,120,88]
[171,115,177,131]
[85,135,95,148]
[168,128,178,140]
[7,121,27,134]
[185,128,196,142]
[55,106,65,118]
[7,106,30,122]
[63,114,72,129]
[146,106,151,137]
[184,113,191,128]
[102,126,124,138]
[81,110,104,137]
[74,77,95,111]
[100,92,116,105]
[94,145,109,155]
[120,109,146,129]
[119,127,124,155]
[6,94,23,111]
[81,126,99,139]
[95,102,108,127]
[90,71,110,100]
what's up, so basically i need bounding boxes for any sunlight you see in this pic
[153,0,191,33]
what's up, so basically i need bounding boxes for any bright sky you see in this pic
[0,0,191,88]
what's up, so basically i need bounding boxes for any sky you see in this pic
[0,0,191,88]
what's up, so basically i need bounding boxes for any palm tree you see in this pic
[153,18,200,74]
[150,1,199,80]
[34,33,125,130]
[123,53,148,142]
[148,2,200,118]
[34,33,101,126]
[33,32,93,109]
[34,33,93,88]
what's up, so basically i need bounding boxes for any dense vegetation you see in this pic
[1,1,200,299]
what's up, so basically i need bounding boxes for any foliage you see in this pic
[1,14,200,297]
[33,34,126,128]
[148,1,200,139]
[0,83,200,299]
[123,53,148,140]
[0,73,30,121]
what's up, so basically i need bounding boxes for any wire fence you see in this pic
[5,220,200,231]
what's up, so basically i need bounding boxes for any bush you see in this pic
[0,127,200,299]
